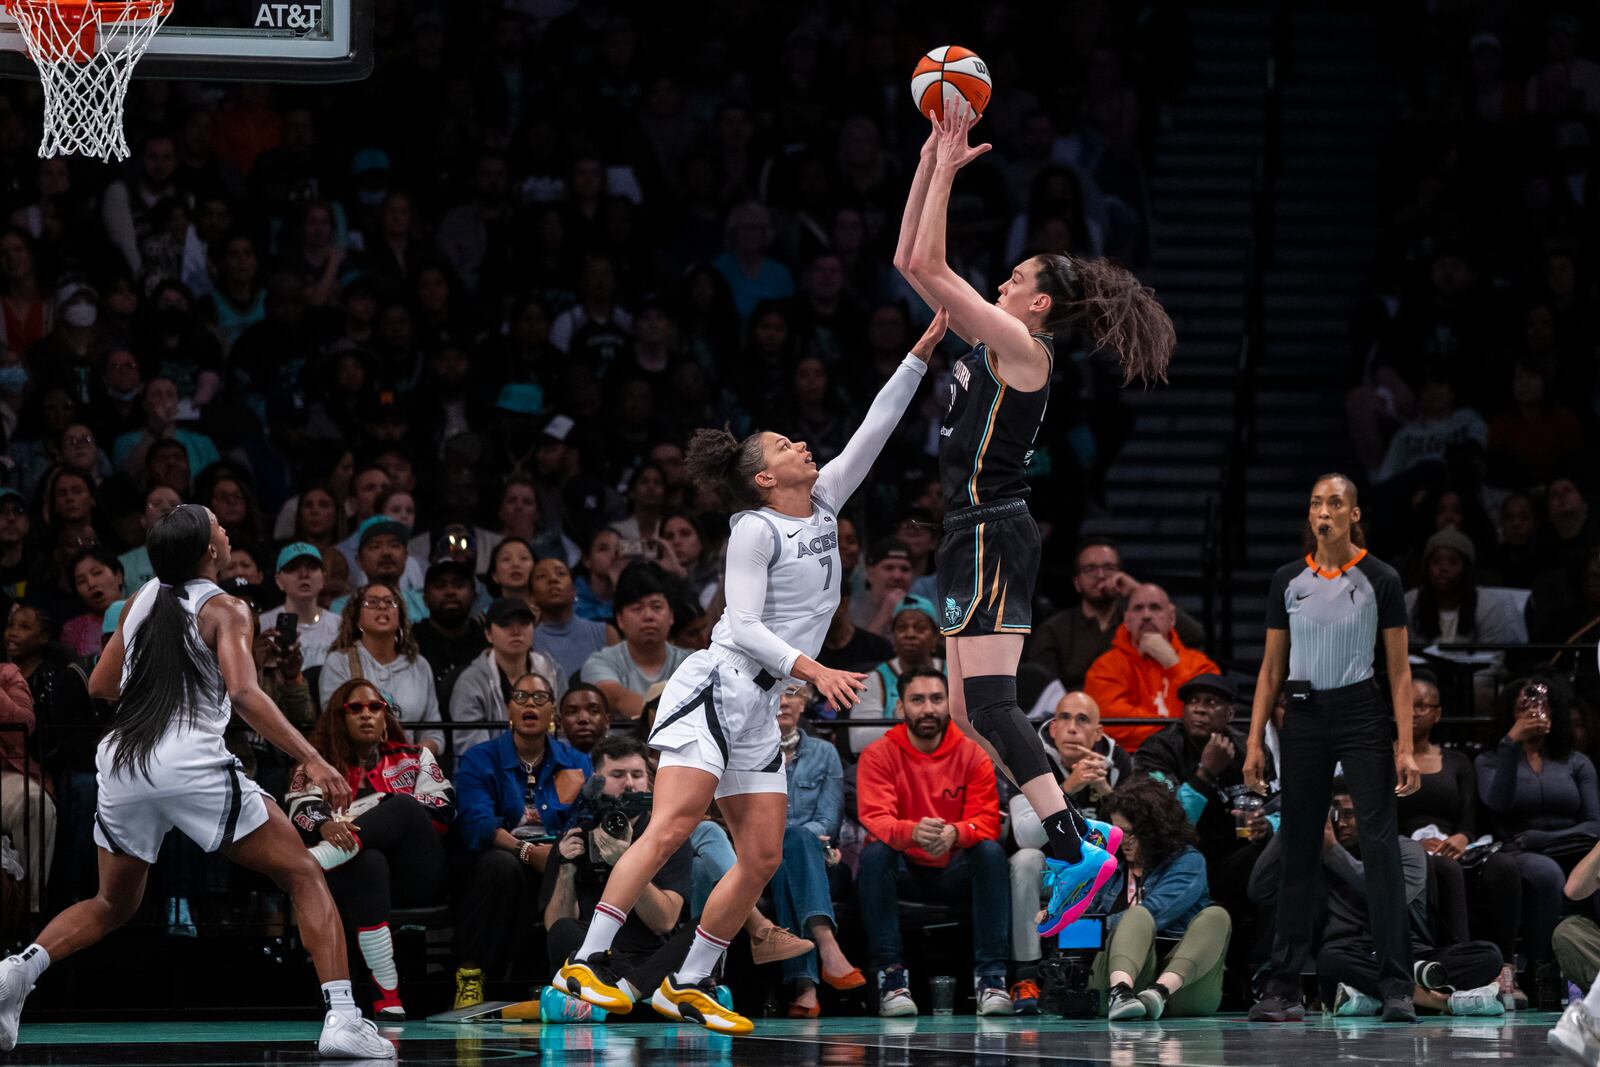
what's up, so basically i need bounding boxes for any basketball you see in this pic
[910,45,993,121]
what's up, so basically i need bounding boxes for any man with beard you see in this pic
[330,516,429,621]
[854,668,1011,1017]
[1026,539,1204,691]
[1085,583,1219,752]
[412,550,487,690]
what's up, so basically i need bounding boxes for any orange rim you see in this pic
[4,0,172,63]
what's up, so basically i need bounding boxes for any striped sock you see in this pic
[576,902,628,962]
[357,924,398,992]
[677,926,731,984]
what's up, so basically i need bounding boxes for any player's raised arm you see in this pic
[901,108,1038,368]
[894,126,976,346]
[812,309,944,513]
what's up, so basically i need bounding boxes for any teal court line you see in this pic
[14,1012,1565,1046]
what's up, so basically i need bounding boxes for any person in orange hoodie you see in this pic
[855,667,1012,1017]
[1085,583,1219,752]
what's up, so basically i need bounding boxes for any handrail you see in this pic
[1216,4,1289,664]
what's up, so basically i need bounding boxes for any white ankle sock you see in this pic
[357,924,398,993]
[575,902,627,961]
[677,926,731,985]
[14,944,49,986]
[321,979,360,1021]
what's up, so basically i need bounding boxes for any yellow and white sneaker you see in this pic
[651,973,752,1034]
[555,952,635,1013]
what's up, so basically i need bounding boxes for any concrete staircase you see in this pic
[1082,5,1387,664]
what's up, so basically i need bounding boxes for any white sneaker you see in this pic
[317,1010,396,1059]
[1550,1001,1600,1067]
[0,956,33,1052]
[1448,982,1507,1017]
[1332,982,1381,1017]
[976,986,1013,1016]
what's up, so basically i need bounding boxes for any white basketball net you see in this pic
[6,0,174,161]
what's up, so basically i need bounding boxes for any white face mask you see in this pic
[63,302,97,328]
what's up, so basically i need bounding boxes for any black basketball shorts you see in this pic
[935,498,1040,637]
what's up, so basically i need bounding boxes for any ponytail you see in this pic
[684,427,767,512]
[1036,253,1175,386]
[107,504,219,780]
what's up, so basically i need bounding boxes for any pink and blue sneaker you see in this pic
[1081,817,1123,857]
[1037,840,1118,937]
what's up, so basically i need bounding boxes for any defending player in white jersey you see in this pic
[554,310,951,1034]
[0,505,393,1060]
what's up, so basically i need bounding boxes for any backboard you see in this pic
[0,0,373,82]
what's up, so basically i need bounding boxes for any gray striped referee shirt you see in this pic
[1265,550,1407,691]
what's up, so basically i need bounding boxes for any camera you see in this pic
[1036,954,1099,1018]
[568,774,653,868]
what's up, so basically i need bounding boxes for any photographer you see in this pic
[542,735,695,1008]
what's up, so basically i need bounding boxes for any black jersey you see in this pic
[938,334,1054,509]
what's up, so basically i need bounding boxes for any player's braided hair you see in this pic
[1035,253,1174,386]
[685,427,767,512]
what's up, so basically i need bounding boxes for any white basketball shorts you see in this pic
[647,648,787,798]
[92,735,272,864]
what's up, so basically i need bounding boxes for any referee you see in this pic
[1242,473,1421,1023]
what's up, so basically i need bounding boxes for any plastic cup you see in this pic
[1233,794,1264,839]
[930,975,956,1015]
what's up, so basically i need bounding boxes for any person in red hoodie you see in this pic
[855,667,1011,1017]
[1085,584,1219,752]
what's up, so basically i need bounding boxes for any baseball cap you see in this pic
[0,487,24,508]
[867,537,912,567]
[357,514,410,549]
[1177,673,1237,704]
[1424,526,1477,567]
[55,281,97,309]
[894,595,938,625]
[485,596,536,627]
[351,147,391,177]
[275,542,323,571]
[496,382,545,416]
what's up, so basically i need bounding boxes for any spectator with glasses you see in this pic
[448,597,566,762]
[452,670,591,1010]
[285,679,455,1021]
[319,579,443,754]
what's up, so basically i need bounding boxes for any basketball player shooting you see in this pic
[895,105,1176,935]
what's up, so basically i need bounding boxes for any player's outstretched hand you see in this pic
[931,105,991,172]
[910,307,948,363]
[309,756,353,813]
[812,666,870,712]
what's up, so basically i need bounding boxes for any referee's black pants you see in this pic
[1266,680,1414,1001]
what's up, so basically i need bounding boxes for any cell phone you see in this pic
[1056,916,1104,950]
[275,612,298,650]
[618,538,647,559]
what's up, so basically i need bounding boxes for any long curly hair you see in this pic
[1104,776,1197,870]
[684,427,767,512]
[309,677,410,772]
[328,579,421,661]
[1034,253,1174,386]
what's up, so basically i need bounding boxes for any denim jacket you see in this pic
[1088,845,1210,937]
[785,732,843,841]
[453,731,592,852]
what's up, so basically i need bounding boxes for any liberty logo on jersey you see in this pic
[944,597,963,626]
[794,533,838,558]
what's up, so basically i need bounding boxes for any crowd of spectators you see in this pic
[7,0,1600,1028]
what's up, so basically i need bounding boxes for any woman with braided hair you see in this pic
[896,105,1176,943]
[553,308,950,1036]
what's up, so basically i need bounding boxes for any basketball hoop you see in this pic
[4,0,173,161]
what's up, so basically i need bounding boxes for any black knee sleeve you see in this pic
[964,674,1058,785]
